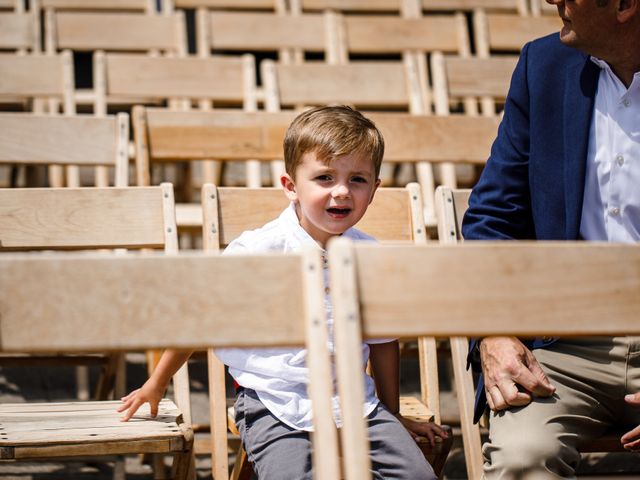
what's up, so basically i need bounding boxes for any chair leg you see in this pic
[230,443,253,480]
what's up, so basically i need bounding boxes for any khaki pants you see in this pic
[483,337,640,479]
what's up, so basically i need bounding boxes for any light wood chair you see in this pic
[39,0,163,13]
[327,238,640,480]
[0,51,76,187]
[530,0,557,16]
[132,107,297,234]
[0,3,40,53]
[44,8,187,107]
[172,0,282,10]
[434,186,635,478]
[367,112,499,232]
[0,183,198,479]
[422,0,528,14]
[473,8,561,57]
[0,215,340,480]
[98,53,258,191]
[197,183,451,479]
[0,111,129,188]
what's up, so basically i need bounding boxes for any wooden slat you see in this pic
[54,12,180,51]
[144,108,296,160]
[0,187,167,249]
[0,54,64,96]
[105,53,246,100]
[0,114,120,166]
[41,0,151,10]
[300,0,400,12]
[486,14,561,51]
[445,56,518,98]
[174,0,277,8]
[275,62,410,107]
[0,13,34,49]
[208,11,325,51]
[422,0,523,11]
[346,243,640,339]
[0,252,307,351]
[344,15,460,53]
[368,113,499,163]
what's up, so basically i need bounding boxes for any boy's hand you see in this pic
[117,379,164,422]
[395,413,449,447]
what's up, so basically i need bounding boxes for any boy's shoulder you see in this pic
[224,214,291,255]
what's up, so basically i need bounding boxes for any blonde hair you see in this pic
[283,105,384,179]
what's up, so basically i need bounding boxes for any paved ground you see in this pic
[1,353,638,479]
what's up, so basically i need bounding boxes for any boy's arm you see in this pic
[118,349,193,421]
[369,340,449,446]
[369,340,400,414]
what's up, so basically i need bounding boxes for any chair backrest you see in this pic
[0,184,177,251]
[0,112,129,187]
[45,9,186,54]
[0,51,74,110]
[422,0,527,14]
[327,239,640,480]
[174,0,282,9]
[263,59,420,109]
[431,53,518,108]
[340,13,468,56]
[202,183,426,250]
[198,10,329,56]
[133,107,290,188]
[474,9,561,56]
[0,245,340,480]
[99,52,255,108]
[40,0,159,12]
[0,9,40,52]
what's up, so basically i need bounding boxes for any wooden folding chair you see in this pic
[103,55,258,192]
[197,182,450,478]
[473,8,561,57]
[0,3,40,53]
[435,186,636,479]
[0,221,340,480]
[0,183,197,479]
[132,107,296,233]
[328,239,640,480]
[172,0,282,10]
[422,0,528,14]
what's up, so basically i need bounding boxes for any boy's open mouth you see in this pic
[327,207,351,216]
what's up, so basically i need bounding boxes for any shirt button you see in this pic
[325,286,330,294]
[610,207,620,216]
[623,98,631,107]
[616,154,624,166]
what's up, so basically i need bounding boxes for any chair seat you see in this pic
[0,399,192,460]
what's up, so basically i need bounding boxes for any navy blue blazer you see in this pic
[461,33,601,422]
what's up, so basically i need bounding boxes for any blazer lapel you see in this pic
[563,57,600,239]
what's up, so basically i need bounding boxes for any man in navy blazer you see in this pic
[462,0,640,477]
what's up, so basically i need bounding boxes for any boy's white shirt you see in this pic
[215,202,391,431]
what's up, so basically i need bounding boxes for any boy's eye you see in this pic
[351,176,368,183]
[315,174,332,181]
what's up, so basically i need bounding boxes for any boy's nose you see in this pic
[331,184,350,198]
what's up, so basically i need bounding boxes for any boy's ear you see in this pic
[368,178,381,204]
[281,173,298,202]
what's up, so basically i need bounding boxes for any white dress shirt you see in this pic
[215,203,391,431]
[580,58,640,242]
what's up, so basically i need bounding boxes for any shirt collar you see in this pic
[590,56,640,93]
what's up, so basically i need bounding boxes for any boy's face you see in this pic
[281,150,380,248]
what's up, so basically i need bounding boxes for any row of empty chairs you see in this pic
[2,182,638,479]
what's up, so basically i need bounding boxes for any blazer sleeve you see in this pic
[462,42,537,240]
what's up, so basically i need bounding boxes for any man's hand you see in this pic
[480,336,556,411]
[621,393,640,451]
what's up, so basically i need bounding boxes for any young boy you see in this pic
[119,105,447,479]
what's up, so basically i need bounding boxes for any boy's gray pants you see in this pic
[234,387,436,480]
